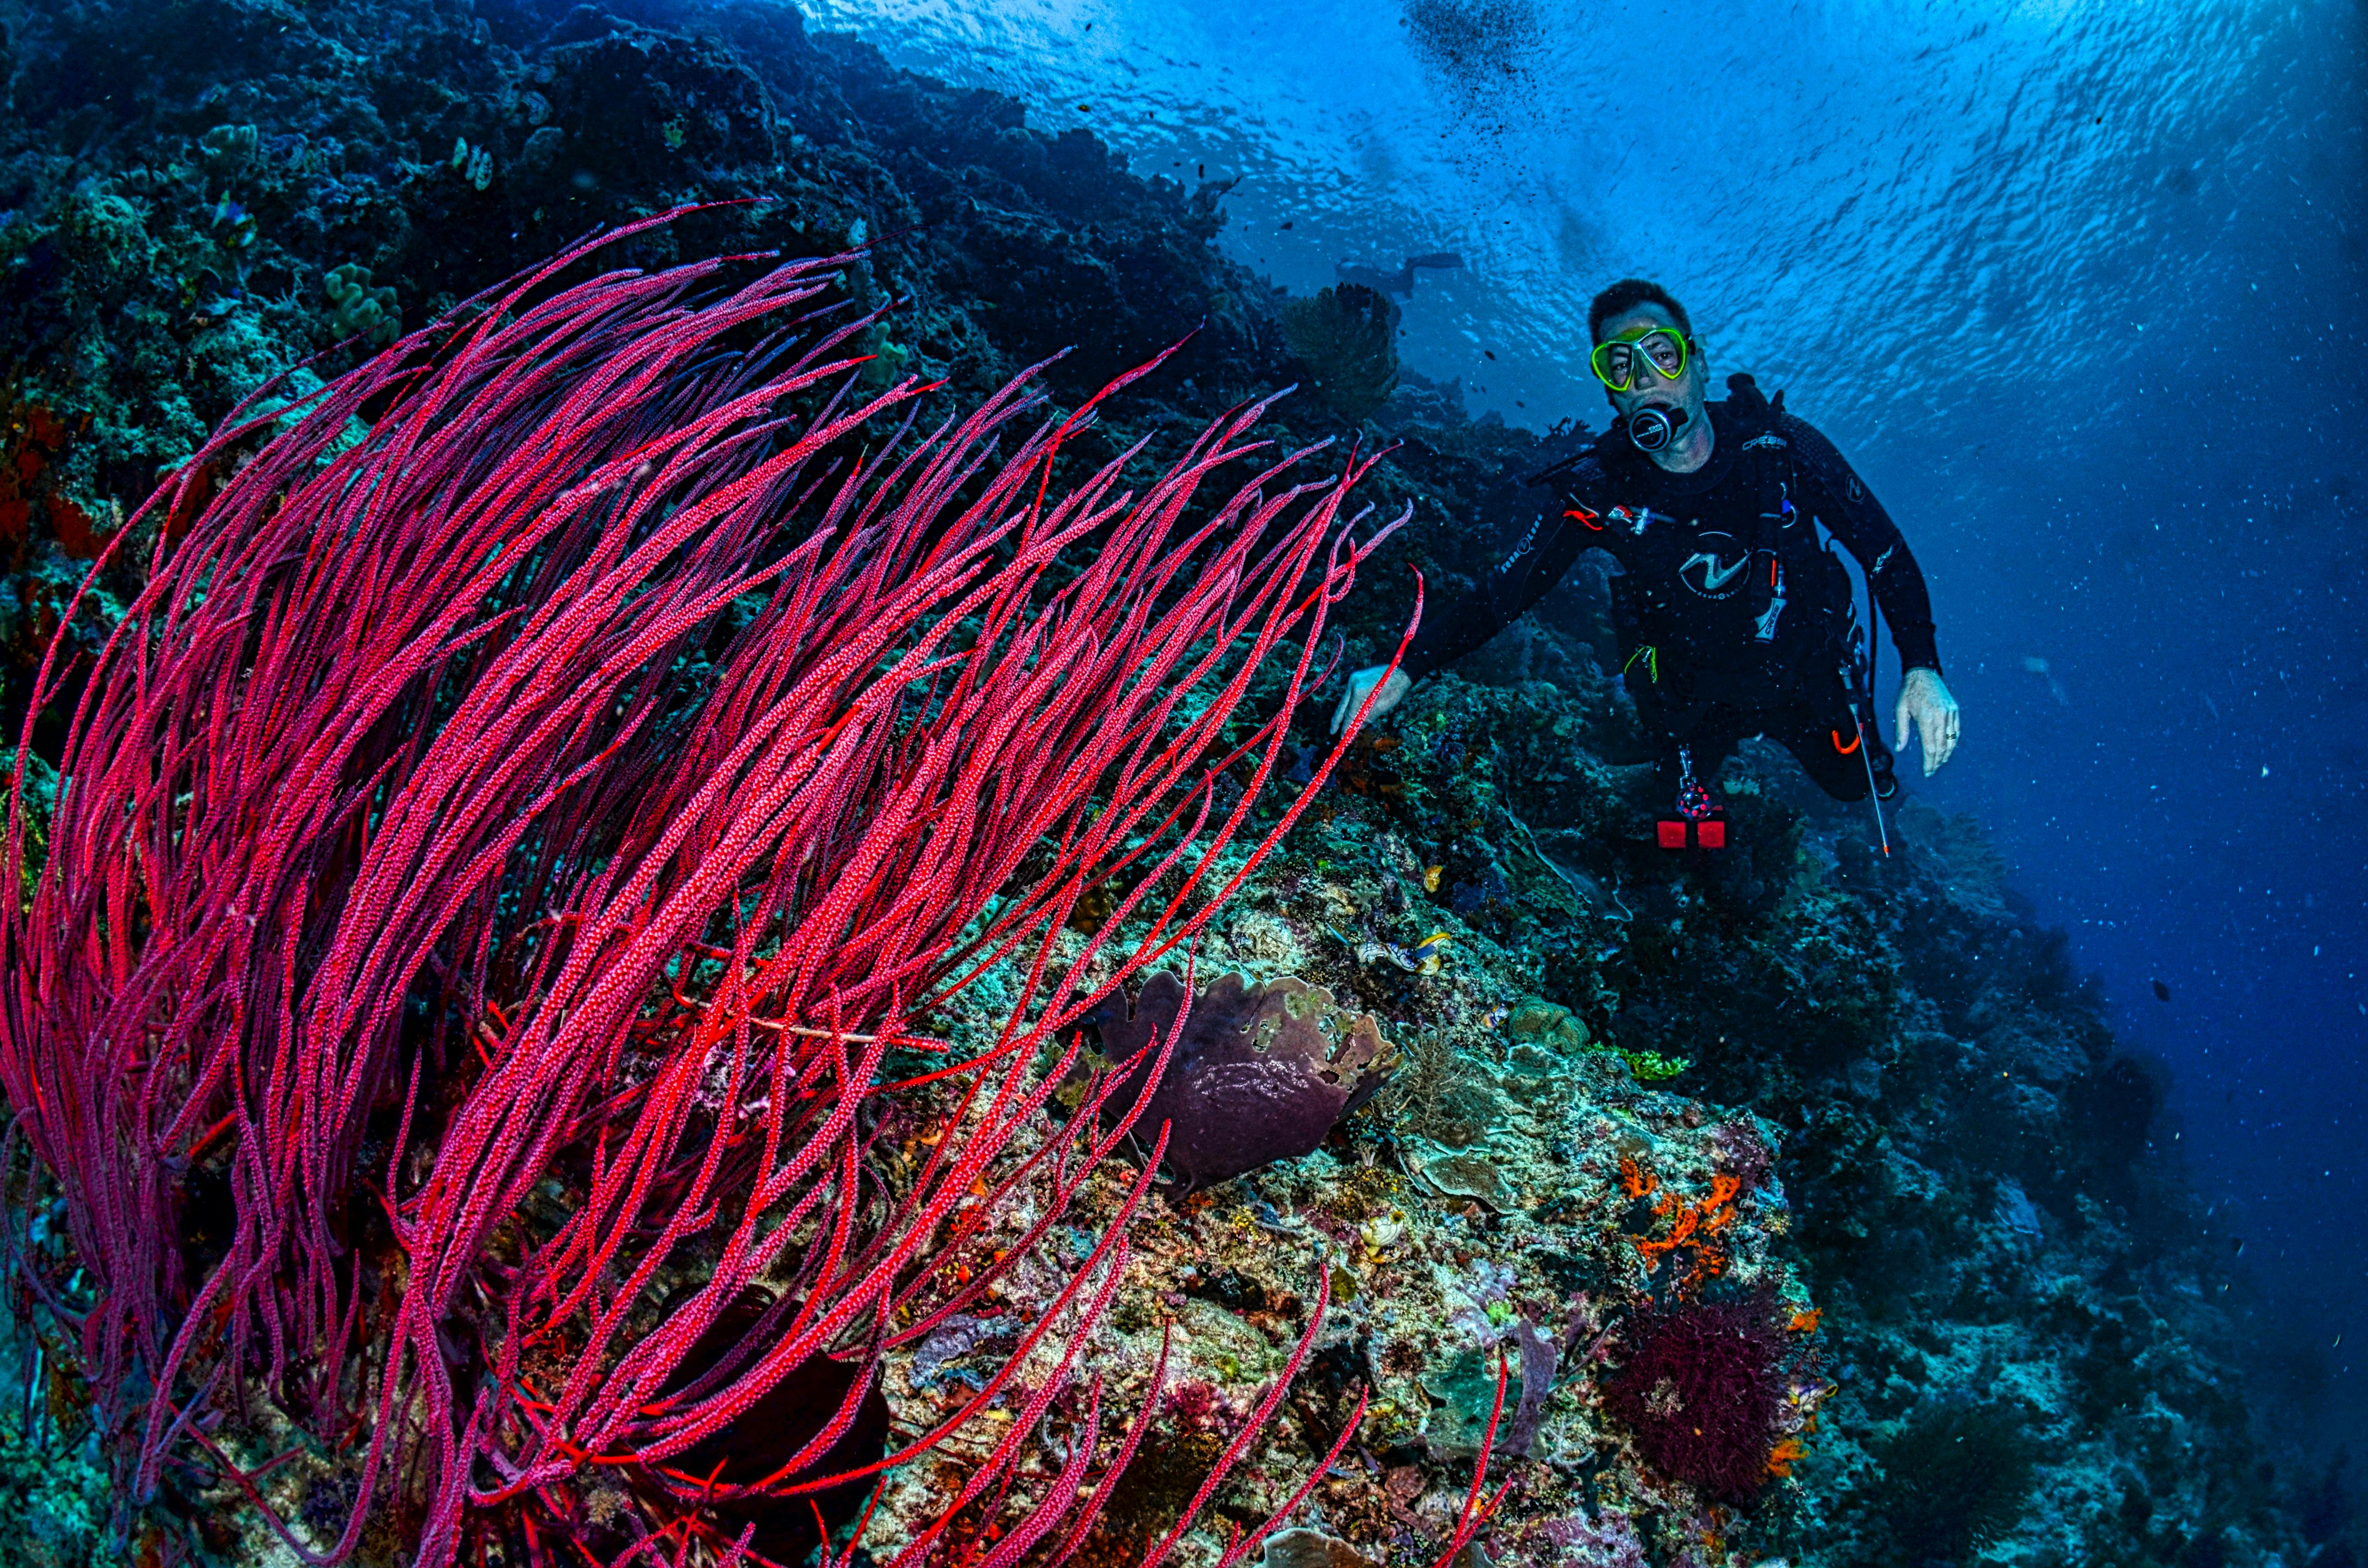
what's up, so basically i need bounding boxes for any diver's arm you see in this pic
[1780,414,1959,772]
[1330,489,1603,735]
[1779,415,1941,676]
[1399,477,1606,681]
[1328,438,1631,737]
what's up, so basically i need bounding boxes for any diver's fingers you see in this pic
[1923,698,1958,773]
[1894,691,1914,754]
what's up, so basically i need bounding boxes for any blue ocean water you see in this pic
[809,0,2366,1449]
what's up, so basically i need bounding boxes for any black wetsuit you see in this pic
[1400,378,1941,804]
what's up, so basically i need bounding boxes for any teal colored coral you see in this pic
[324,263,399,349]
[0,1312,112,1568]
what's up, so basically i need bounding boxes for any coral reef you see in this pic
[0,231,1398,1562]
[0,1287,113,1566]
[851,663,2313,1567]
[0,1,2344,1564]
[1863,1399,2042,1562]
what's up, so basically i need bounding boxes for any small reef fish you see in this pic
[2022,654,2072,708]
[1331,927,1453,975]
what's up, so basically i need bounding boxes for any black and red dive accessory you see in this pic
[1837,627,1893,856]
[1658,745,1726,850]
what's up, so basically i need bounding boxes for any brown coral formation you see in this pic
[1280,284,1402,423]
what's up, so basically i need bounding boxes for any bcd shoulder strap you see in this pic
[1728,371,1810,638]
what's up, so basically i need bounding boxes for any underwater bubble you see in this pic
[1402,0,1542,94]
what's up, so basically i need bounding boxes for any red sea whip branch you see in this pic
[0,219,1419,1565]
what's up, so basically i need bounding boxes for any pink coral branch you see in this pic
[1,220,1398,1566]
[1424,1348,1518,1568]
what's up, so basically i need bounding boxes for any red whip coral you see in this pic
[1602,1294,1792,1503]
[0,217,1412,1564]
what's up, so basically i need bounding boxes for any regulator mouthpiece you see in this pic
[1627,404,1690,453]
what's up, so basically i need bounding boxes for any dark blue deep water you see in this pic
[816,0,2368,1453]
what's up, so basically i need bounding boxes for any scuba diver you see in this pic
[1329,279,1961,839]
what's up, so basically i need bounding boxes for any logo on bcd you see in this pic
[1680,531,1749,598]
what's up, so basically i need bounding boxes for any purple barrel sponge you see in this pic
[1603,1292,1792,1501]
[1084,970,1395,1190]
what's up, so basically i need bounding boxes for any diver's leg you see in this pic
[1779,698,1895,802]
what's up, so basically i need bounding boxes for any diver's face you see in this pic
[1595,304,1705,426]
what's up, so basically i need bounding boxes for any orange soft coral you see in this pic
[1628,1166,1745,1294]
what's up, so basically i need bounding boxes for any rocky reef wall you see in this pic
[0,0,2348,1564]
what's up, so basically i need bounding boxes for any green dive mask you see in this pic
[1590,326,1691,392]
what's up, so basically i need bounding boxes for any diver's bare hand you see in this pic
[1894,666,1961,775]
[1329,665,1412,736]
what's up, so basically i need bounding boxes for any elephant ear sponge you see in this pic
[1083,970,1395,1191]
[1603,1293,1792,1501]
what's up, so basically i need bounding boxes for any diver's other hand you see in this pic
[1894,666,1961,775]
[1330,664,1412,736]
